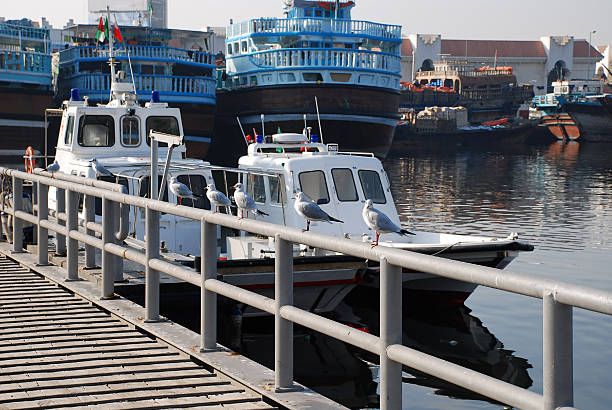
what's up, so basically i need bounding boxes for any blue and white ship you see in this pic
[57,24,217,158]
[215,0,403,161]
[0,20,53,159]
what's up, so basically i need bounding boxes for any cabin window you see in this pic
[227,44,232,55]
[299,170,329,205]
[315,9,322,17]
[304,9,312,17]
[269,176,282,204]
[331,168,358,202]
[177,174,210,209]
[330,73,351,82]
[279,73,296,82]
[138,175,169,202]
[303,72,323,82]
[241,41,248,53]
[146,116,180,147]
[358,170,386,204]
[121,116,140,146]
[141,65,154,74]
[248,174,266,204]
[78,115,115,147]
[64,115,75,145]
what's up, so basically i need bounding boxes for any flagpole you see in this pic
[107,6,115,101]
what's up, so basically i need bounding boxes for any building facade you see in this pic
[401,35,603,95]
[88,0,167,29]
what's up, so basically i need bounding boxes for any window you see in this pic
[304,9,312,17]
[177,174,210,209]
[64,115,75,145]
[269,176,282,204]
[227,44,232,55]
[330,73,351,82]
[78,115,115,147]
[279,72,296,82]
[315,9,322,17]
[358,170,386,204]
[331,168,358,201]
[138,175,169,202]
[146,116,180,147]
[121,116,140,146]
[299,170,329,204]
[303,72,323,82]
[241,41,248,52]
[248,174,266,204]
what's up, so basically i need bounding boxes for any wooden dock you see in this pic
[0,249,345,410]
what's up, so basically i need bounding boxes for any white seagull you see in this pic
[232,183,268,219]
[44,160,60,178]
[169,176,204,205]
[89,158,114,178]
[205,184,232,214]
[362,199,415,247]
[293,191,343,231]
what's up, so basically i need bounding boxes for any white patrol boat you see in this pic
[230,132,533,307]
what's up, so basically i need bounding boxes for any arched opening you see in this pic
[420,59,434,72]
[547,60,570,93]
[596,66,606,80]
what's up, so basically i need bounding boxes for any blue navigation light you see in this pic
[311,134,319,143]
[70,88,81,101]
[151,90,160,103]
[256,134,263,143]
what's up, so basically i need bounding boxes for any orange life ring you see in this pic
[24,146,35,173]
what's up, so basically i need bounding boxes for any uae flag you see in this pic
[95,17,108,43]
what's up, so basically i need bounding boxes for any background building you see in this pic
[87,0,167,28]
[401,35,604,94]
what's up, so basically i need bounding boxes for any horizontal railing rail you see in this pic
[231,48,401,74]
[59,45,215,67]
[0,23,49,42]
[65,72,217,100]
[2,166,608,410]
[0,49,51,75]
[227,17,402,41]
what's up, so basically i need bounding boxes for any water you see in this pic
[156,141,612,409]
[382,141,612,409]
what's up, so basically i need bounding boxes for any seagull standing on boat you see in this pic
[293,191,343,231]
[44,160,60,178]
[205,184,232,214]
[169,176,203,205]
[89,158,114,178]
[232,183,268,219]
[362,199,415,247]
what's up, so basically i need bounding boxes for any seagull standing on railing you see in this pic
[89,158,114,178]
[169,176,204,205]
[44,160,60,178]
[293,191,343,232]
[232,183,268,219]
[205,184,232,214]
[362,199,415,247]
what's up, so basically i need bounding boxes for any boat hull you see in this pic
[0,87,53,161]
[391,122,534,152]
[562,102,612,141]
[213,84,399,165]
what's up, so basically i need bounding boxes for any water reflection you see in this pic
[214,288,533,409]
[384,142,612,252]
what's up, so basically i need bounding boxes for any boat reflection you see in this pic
[219,287,533,408]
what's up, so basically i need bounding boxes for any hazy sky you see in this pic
[2,0,610,46]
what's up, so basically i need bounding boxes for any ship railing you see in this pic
[246,48,401,73]
[59,45,215,67]
[0,49,51,84]
[227,17,401,41]
[4,165,609,410]
[67,73,216,99]
[0,23,49,42]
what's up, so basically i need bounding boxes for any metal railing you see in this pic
[0,23,49,42]
[59,45,215,67]
[227,17,402,41]
[64,73,216,102]
[0,49,52,85]
[3,166,611,410]
[232,48,401,74]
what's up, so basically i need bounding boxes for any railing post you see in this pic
[66,189,79,281]
[83,195,96,268]
[11,176,23,253]
[200,219,217,351]
[113,202,124,282]
[380,257,403,410]
[543,292,573,409]
[55,187,66,256]
[274,234,295,391]
[145,206,160,321]
[101,197,115,299]
[36,182,48,265]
